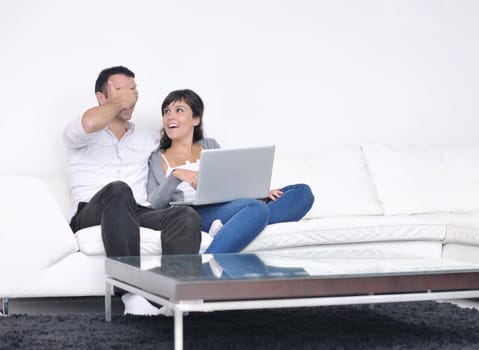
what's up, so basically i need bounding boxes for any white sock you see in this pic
[209,219,223,238]
[121,293,162,316]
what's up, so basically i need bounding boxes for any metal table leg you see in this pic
[105,280,112,322]
[174,308,184,350]
[1,298,8,316]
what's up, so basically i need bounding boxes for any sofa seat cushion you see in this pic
[244,214,449,252]
[445,214,479,246]
[75,226,213,255]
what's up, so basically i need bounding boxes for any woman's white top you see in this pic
[160,153,199,202]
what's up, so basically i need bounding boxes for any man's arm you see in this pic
[81,104,125,133]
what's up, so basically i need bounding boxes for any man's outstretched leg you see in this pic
[70,181,161,315]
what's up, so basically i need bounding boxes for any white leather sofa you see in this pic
[3,144,479,310]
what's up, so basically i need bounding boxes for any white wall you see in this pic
[1,0,478,182]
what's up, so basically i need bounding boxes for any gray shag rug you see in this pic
[1,301,479,349]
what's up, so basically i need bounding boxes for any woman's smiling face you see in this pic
[162,99,200,141]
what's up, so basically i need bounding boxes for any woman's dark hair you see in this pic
[94,66,135,94]
[160,89,205,150]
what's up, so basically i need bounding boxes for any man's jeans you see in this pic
[70,181,201,257]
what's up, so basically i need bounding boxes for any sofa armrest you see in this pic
[0,176,78,296]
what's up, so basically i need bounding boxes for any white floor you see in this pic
[4,297,479,316]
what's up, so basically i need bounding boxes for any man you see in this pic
[63,66,201,315]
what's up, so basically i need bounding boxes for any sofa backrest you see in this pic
[271,145,384,218]
[271,144,479,219]
[362,145,479,215]
[6,144,479,225]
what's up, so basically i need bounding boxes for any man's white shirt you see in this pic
[63,117,159,218]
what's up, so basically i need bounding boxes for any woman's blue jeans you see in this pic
[194,183,314,253]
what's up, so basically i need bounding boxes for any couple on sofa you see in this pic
[63,65,314,315]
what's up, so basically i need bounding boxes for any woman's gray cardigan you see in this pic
[146,138,220,209]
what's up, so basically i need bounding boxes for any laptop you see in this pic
[169,145,275,206]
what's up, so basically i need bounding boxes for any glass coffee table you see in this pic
[105,251,479,350]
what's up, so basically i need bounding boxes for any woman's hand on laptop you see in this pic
[267,189,283,201]
[172,169,199,189]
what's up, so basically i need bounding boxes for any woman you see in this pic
[147,89,314,253]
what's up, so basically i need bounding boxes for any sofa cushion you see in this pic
[243,214,448,252]
[270,146,383,218]
[75,226,213,255]
[362,145,479,215]
[445,214,479,246]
